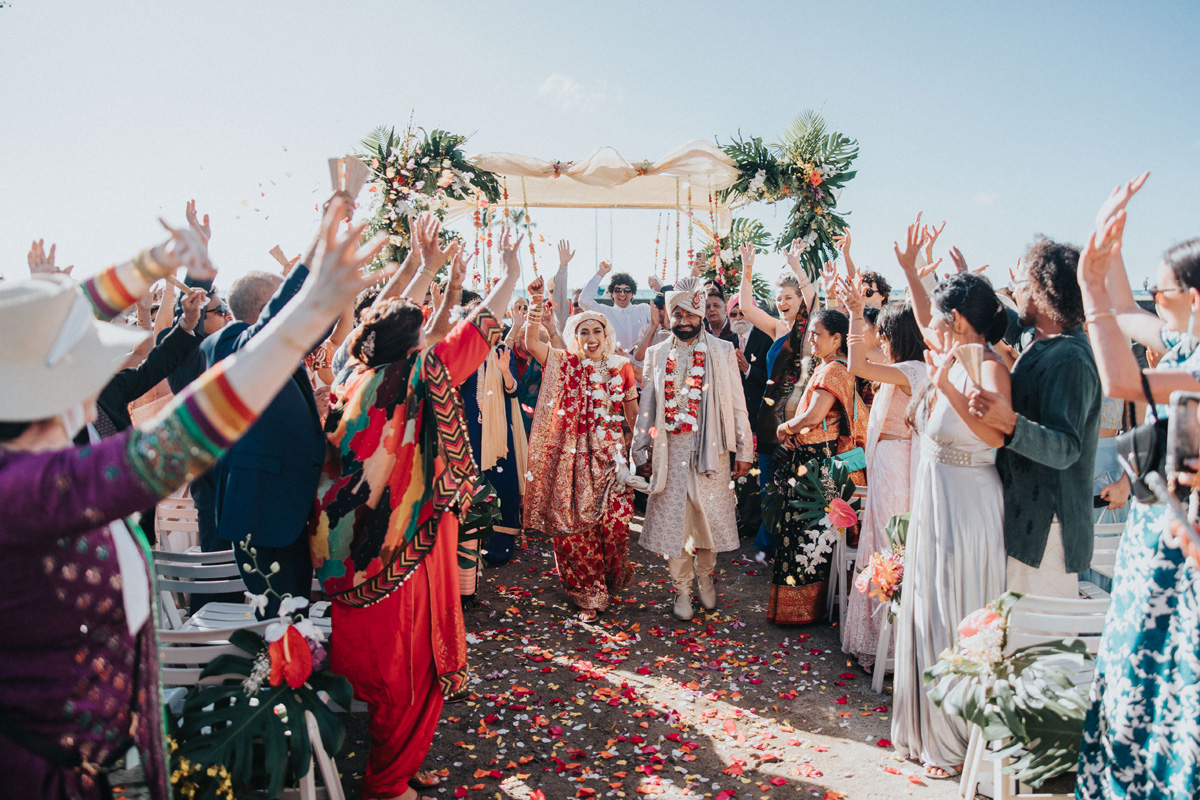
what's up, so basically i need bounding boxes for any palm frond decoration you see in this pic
[718,111,859,281]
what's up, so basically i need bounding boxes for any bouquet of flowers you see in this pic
[763,456,860,575]
[357,123,500,270]
[854,512,909,621]
[720,111,858,280]
[923,592,1093,788]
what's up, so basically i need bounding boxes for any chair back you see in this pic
[158,621,270,689]
[1088,522,1125,580]
[153,548,246,629]
[155,488,200,553]
[1003,594,1110,679]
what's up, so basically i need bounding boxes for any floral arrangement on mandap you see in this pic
[720,110,858,281]
[923,592,1094,788]
[168,552,352,799]
[694,217,774,304]
[763,456,860,576]
[357,122,501,271]
[854,511,909,621]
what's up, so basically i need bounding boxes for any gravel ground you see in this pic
[335,517,974,800]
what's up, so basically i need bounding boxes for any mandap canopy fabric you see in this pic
[437,139,741,235]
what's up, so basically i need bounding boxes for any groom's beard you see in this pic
[672,322,701,341]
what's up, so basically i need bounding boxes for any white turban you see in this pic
[665,276,705,318]
[563,309,616,360]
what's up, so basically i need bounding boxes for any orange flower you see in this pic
[809,169,823,187]
[957,607,1001,638]
[268,626,313,688]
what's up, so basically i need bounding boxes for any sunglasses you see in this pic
[1147,284,1185,298]
[728,309,745,318]
[862,287,879,298]
[611,287,633,295]
[201,301,231,319]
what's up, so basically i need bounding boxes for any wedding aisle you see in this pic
[335,516,969,799]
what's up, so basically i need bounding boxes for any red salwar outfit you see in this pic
[523,348,637,611]
[310,308,502,799]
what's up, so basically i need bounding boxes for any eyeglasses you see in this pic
[728,309,745,319]
[611,287,633,295]
[1147,284,1185,298]
[202,302,231,319]
[862,287,878,298]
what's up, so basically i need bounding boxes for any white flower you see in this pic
[245,592,269,615]
[525,471,534,482]
[748,169,767,195]
[293,617,325,643]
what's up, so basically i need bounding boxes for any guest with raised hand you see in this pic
[309,226,520,800]
[578,259,652,365]
[1072,174,1200,800]
[0,201,385,800]
[738,241,817,561]
[889,267,1010,780]
[836,276,928,669]
[966,237,1101,599]
[521,274,639,623]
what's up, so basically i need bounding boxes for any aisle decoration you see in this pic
[762,457,860,575]
[168,558,351,799]
[358,123,501,270]
[853,511,908,621]
[924,592,1093,788]
[720,111,858,280]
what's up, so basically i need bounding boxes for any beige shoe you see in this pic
[697,573,717,611]
[673,591,694,621]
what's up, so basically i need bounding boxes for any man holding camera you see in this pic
[969,238,1102,597]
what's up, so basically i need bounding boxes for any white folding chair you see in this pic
[154,487,200,554]
[153,548,249,630]
[871,610,893,693]
[829,485,868,627]
[161,624,345,800]
[958,594,1109,800]
[1078,522,1124,600]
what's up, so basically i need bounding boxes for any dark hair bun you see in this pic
[986,302,1010,345]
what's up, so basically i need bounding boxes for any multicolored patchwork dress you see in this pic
[309,307,501,799]
[522,349,637,612]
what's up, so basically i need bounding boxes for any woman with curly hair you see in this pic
[521,275,639,623]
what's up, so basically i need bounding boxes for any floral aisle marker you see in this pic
[854,511,909,621]
[357,122,501,273]
[763,456,861,577]
[720,110,858,281]
[923,591,1093,788]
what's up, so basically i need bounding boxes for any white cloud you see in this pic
[973,191,999,206]
[538,74,621,112]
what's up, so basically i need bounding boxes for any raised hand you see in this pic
[497,344,512,371]
[306,205,390,319]
[597,260,612,276]
[918,258,943,281]
[924,338,962,394]
[154,220,216,282]
[179,287,208,333]
[1078,211,1126,291]
[893,212,924,273]
[922,219,946,263]
[429,280,443,307]
[1095,172,1149,235]
[527,275,546,297]
[948,246,970,274]
[648,274,663,292]
[449,246,469,288]
[739,242,756,277]
[27,239,74,276]
[820,260,838,293]
[557,239,575,266]
[833,230,856,279]
[784,237,806,270]
[836,275,865,314]
[499,228,524,279]
[186,199,212,246]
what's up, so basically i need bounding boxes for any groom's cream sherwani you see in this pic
[632,331,753,558]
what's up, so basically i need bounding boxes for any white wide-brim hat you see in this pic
[0,275,149,422]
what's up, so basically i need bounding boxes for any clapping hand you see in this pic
[27,239,74,277]
[894,212,925,274]
[648,274,663,292]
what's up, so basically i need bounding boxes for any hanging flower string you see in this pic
[520,176,538,275]
[708,191,721,276]
[663,339,706,434]
[675,180,682,281]
[654,213,663,280]
[686,185,694,270]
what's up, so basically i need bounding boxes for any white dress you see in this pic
[890,364,1006,769]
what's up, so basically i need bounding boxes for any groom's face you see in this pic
[671,307,703,341]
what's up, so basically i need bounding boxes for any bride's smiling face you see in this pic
[576,322,607,360]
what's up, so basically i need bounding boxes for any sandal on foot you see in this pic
[923,763,963,779]
[578,609,599,623]
[410,770,441,790]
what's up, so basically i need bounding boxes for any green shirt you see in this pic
[997,327,1101,572]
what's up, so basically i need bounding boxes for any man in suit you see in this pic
[202,268,326,618]
[721,295,773,539]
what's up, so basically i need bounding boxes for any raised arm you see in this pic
[401,213,460,303]
[425,248,468,347]
[894,213,934,329]
[552,239,573,331]
[478,227,521,322]
[524,276,552,365]
[738,243,787,339]
[928,343,1011,448]
[782,237,819,313]
[839,277,912,391]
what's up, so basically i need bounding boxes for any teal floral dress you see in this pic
[1077,329,1200,799]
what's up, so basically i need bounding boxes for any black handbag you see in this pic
[1114,370,1168,504]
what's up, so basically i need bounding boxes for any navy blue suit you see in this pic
[200,266,324,615]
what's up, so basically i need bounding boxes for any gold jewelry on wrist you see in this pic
[449,283,463,291]
[133,250,162,282]
[420,267,437,279]
[1085,308,1116,323]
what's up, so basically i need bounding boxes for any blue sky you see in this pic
[1,0,1197,294]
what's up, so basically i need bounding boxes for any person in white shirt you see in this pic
[579,262,652,364]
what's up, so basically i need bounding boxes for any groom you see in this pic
[632,278,753,620]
